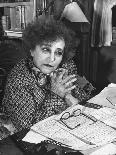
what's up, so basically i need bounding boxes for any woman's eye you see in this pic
[42,48,50,53]
[55,50,63,56]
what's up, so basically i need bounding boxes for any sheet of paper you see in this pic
[85,84,116,128]
[22,130,47,144]
[85,107,116,128]
[89,143,116,155]
[108,83,116,87]
[88,86,116,108]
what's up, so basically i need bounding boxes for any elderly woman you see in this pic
[2,16,94,133]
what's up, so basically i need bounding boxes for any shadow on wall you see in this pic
[96,46,116,91]
[0,39,27,73]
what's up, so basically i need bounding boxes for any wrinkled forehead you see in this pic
[39,37,65,46]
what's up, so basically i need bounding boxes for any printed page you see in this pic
[31,105,116,150]
[55,105,116,148]
[56,115,116,148]
[31,115,91,151]
[84,107,116,128]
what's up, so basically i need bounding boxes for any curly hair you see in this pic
[23,15,78,62]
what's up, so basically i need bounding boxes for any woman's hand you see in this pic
[65,93,79,107]
[51,69,77,98]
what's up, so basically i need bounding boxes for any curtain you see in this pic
[91,0,116,47]
[91,0,103,47]
[100,0,116,46]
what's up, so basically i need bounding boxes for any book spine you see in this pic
[21,5,26,29]
[10,7,16,30]
[15,5,22,30]
[1,15,10,30]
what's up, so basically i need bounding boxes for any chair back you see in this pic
[0,67,6,111]
[0,39,27,111]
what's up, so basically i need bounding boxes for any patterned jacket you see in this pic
[2,58,94,132]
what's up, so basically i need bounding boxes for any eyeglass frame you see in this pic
[60,108,97,130]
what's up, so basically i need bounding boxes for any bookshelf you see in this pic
[0,0,36,38]
[0,2,31,7]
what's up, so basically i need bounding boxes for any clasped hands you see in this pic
[50,69,79,106]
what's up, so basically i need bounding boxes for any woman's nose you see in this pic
[50,53,55,62]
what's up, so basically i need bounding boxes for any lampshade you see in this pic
[61,2,89,23]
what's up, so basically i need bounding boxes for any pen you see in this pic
[106,97,115,106]
[82,113,97,123]
[71,133,95,145]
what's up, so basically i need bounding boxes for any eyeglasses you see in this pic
[60,109,97,130]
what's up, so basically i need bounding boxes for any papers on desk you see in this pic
[88,83,116,108]
[22,130,47,144]
[23,104,116,151]
[23,84,116,151]
[85,107,116,129]
[89,143,116,155]
[86,83,116,128]
[31,115,91,151]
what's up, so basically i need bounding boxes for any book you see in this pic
[5,30,22,38]
[9,7,16,30]
[15,5,22,30]
[21,5,26,29]
[9,5,26,31]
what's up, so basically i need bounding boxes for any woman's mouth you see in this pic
[44,64,53,68]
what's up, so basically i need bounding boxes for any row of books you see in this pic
[4,30,22,38]
[0,0,30,3]
[2,5,26,32]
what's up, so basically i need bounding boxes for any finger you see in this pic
[65,85,76,92]
[62,69,68,79]
[50,71,57,81]
[58,69,67,80]
[62,74,76,84]
[65,78,77,88]
[57,69,67,82]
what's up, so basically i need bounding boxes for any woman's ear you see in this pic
[30,50,34,57]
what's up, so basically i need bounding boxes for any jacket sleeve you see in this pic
[62,59,95,102]
[3,75,67,131]
[2,78,45,131]
[36,90,68,121]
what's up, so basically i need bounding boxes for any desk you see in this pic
[0,128,116,155]
[0,129,84,155]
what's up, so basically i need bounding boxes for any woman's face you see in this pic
[31,39,65,75]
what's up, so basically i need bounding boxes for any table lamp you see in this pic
[61,1,89,23]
